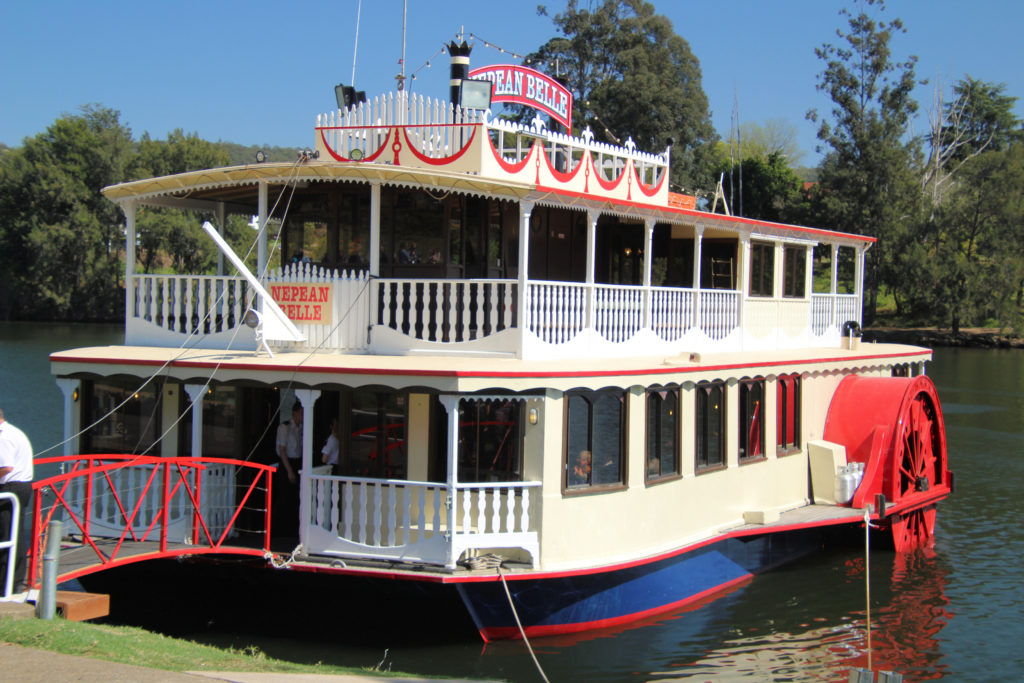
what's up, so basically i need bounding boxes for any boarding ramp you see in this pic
[25,455,275,590]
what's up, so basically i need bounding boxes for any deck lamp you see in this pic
[335,84,366,110]
[459,79,492,110]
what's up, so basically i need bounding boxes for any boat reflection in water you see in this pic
[477,546,951,682]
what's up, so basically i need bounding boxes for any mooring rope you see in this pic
[496,565,549,683]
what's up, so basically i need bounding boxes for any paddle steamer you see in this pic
[47,47,950,640]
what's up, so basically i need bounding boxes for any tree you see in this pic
[0,105,134,320]
[531,0,718,191]
[807,0,922,324]
[919,145,1024,333]
[715,152,804,223]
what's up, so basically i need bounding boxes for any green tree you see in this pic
[807,0,922,324]
[531,0,718,191]
[131,130,232,274]
[0,105,133,320]
[928,146,1024,332]
[715,152,804,223]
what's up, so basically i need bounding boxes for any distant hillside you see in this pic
[218,142,304,166]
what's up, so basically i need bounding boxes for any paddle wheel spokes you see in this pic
[824,374,950,552]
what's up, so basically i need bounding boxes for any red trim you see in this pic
[488,137,535,174]
[50,350,932,380]
[318,127,391,163]
[540,145,587,184]
[402,126,477,166]
[477,573,753,641]
[588,153,627,192]
[631,162,667,198]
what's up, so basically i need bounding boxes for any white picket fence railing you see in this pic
[306,472,540,568]
[374,278,517,343]
[130,274,251,338]
[811,293,861,335]
[266,263,371,351]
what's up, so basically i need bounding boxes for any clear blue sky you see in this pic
[3,0,1022,170]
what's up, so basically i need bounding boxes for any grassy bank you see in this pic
[0,617,412,678]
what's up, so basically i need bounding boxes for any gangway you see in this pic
[25,455,276,589]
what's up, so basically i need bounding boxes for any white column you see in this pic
[184,384,206,460]
[369,182,381,276]
[855,246,866,324]
[516,202,533,359]
[293,388,321,548]
[56,378,81,458]
[216,203,227,276]
[439,395,461,568]
[123,199,137,326]
[804,245,814,299]
[257,181,269,279]
[643,218,654,331]
[693,224,704,332]
[585,210,598,331]
[738,235,751,348]
[830,244,840,330]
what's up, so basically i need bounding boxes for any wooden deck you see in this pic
[724,502,872,534]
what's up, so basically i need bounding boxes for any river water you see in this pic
[1,322,1021,681]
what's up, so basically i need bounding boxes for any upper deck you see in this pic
[103,91,872,361]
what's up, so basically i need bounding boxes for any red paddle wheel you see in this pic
[824,375,951,551]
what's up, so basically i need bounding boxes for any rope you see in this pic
[496,565,549,683]
[265,544,303,569]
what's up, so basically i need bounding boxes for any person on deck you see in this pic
[275,402,303,538]
[321,418,340,475]
[0,408,34,595]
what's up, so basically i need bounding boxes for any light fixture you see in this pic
[350,148,364,161]
[255,150,267,163]
[528,408,539,425]
[72,387,79,402]
[243,309,262,329]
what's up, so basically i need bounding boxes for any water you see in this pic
[3,323,1022,681]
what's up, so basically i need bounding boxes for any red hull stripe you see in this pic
[477,573,753,642]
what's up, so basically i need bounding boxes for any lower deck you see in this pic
[49,341,932,576]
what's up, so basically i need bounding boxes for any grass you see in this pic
[0,617,415,678]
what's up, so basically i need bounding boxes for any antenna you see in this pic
[396,0,408,92]
[351,0,362,86]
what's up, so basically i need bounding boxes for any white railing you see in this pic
[811,293,861,336]
[267,263,371,352]
[131,274,250,338]
[317,92,483,162]
[650,286,695,341]
[62,462,233,542]
[375,278,517,343]
[700,289,740,340]
[594,284,645,342]
[526,281,588,344]
[306,473,540,568]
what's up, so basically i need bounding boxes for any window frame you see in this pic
[749,242,775,297]
[645,386,681,484]
[695,380,726,473]
[738,377,767,463]
[563,389,627,494]
[776,373,801,456]
[783,245,807,298]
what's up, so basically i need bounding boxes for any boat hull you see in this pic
[456,527,826,641]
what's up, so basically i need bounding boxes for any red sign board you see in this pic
[468,64,573,129]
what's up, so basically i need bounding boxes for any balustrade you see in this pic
[306,473,540,568]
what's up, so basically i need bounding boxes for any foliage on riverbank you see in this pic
[0,617,409,678]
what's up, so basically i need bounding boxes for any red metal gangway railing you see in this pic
[27,455,275,588]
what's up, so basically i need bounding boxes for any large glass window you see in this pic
[458,399,523,482]
[739,378,766,462]
[342,391,407,479]
[565,390,625,491]
[695,380,725,471]
[749,242,774,297]
[178,385,238,459]
[777,374,801,454]
[646,387,680,481]
[783,245,807,298]
[81,379,161,455]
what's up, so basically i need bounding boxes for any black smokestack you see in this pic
[448,41,472,106]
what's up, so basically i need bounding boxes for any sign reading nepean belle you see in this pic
[468,65,572,130]
[270,283,333,325]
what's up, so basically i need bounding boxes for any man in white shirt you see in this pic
[275,402,303,537]
[0,408,34,594]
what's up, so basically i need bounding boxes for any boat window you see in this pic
[777,374,801,455]
[738,378,766,462]
[695,380,726,471]
[646,386,680,482]
[783,245,807,298]
[80,378,162,455]
[749,242,774,297]
[564,390,626,492]
[457,399,523,483]
[341,390,407,479]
